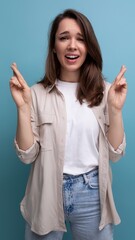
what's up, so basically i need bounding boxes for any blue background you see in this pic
[0,0,134,239]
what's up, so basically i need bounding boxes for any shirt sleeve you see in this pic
[107,133,126,162]
[14,86,40,164]
[104,82,126,162]
[14,138,40,164]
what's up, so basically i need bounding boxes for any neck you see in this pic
[60,70,80,83]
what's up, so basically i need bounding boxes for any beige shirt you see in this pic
[15,81,126,235]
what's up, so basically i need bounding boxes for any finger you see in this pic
[10,76,22,87]
[12,62,17,76]
[12,62,17,67]
[117,79,127,91]
[10,63,28,88]
[117,77,127,86]
[10,76,22,88]
[11,63,24,80]
[114,65,127,84]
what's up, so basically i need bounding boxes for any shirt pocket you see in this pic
[36,113,54,151]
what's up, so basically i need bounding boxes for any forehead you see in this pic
[56,18,82,34]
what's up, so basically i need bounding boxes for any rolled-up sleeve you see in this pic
[14,86,40,164]
[103,83,126,162]
[14,139,40,164]
[107,133,126,162]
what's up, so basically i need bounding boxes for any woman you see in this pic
[10,9,127,240]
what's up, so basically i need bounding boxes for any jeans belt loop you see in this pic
[83,174,89,185]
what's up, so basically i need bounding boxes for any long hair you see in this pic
[39,9,105,107]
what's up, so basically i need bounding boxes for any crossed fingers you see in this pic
[10,63,28,89]
[114,65,127,88]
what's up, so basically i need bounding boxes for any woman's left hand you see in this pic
[108,65,127,112]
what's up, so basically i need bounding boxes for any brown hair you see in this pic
[39,9,105,107]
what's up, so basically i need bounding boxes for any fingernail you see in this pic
[11,62,16,67]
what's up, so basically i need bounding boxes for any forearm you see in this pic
[16,105,34,150]
[106,107,124,150]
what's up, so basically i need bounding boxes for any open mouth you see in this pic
[65,55,79,60]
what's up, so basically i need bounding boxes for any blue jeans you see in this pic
[25,168,113,240]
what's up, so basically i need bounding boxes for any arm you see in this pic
[16,106,34,150]
[106,65,127,150]
[10,63,34,150]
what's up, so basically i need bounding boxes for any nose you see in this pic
[67,38,77,50]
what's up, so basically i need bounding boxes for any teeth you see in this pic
[66,55,79,59]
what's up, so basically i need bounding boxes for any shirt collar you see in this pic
[47,82,57,93]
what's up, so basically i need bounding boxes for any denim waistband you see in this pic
[63,167,98,182]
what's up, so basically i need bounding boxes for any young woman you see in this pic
[10,9,127,240]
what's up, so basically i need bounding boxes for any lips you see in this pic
[65,55,79,60]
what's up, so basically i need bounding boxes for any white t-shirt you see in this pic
[56,79,99,175]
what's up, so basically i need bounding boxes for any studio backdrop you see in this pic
[0,0,135,239]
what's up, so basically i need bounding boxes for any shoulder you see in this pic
[30,83,48,110]
[31,83,46,93]
[30,83,49,99]
[95,81,112,111]
[104,81,111,91]
[103,81,111,101]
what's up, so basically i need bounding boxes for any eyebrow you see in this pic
[58,31,83,37]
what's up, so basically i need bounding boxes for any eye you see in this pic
[77,37,84,42]
[59,36,69,41]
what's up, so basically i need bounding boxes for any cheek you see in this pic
[55,51,63,62]
[55,52,65,67]
[79,45,87,57]
[83,48,87,57]
[55,45,64,60]
[81,51,87,62]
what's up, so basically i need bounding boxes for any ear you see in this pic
[53,48,56,53]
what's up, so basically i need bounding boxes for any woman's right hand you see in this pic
[10,63,31,109]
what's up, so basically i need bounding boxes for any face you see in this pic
[54,18,87,81]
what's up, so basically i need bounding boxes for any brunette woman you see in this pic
[10,9,127,240]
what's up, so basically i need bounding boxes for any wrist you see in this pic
[108,105,122,116]
[17,104,31,115]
